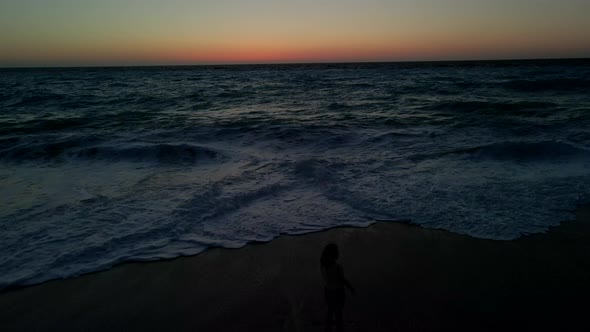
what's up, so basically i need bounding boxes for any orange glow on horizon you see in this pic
[126,38,590,65]
[4,36,589,67]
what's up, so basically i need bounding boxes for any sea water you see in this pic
[1,60,590,288]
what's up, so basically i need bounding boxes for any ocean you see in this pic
[1,59,590,289]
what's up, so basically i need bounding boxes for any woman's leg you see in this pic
[325,306,334,332]
[325,288,334,332]
[335,289,345,332]
[334,306,343,332]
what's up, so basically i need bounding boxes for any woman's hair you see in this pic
[320,243,339,267]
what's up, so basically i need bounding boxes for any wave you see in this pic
[215,89,251,99]
[327,102,354,111]
[76,144,222,164]
[567,131,590,146]
[293,158,335,182]
[0,142,222,164]
[0,138,96,161]
[21,118,88,132]
[6,91,67,107]
[455,141,589,162]
[424,100,557,114]
[501,78,590,93]
[175,181,292,225]
[367,130,423,143]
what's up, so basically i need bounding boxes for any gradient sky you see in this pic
[1,0,590,67]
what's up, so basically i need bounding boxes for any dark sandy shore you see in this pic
[1,205,590,331]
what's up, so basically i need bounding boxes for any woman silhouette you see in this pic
[320,243,354,332]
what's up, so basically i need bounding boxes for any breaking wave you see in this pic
[0,141,222,164]
[456,141,590,161]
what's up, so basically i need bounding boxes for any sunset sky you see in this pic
[1,0,590,67]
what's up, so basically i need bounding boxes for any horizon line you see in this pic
[1,56,589,70]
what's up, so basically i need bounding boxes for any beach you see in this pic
[1,204,589,331]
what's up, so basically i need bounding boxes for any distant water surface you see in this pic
[1,59,590,288]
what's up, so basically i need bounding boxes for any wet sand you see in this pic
[1,205,590,331]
